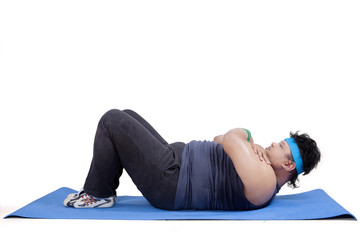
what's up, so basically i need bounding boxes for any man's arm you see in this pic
[214,130,253,144]
[222,128,276,206]
[214,134,224,144]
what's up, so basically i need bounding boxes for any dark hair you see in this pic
[287,131,321,188]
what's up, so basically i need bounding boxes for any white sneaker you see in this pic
[64,189,115,208]
[63,189,85,207]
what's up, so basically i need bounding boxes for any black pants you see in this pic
[83,109,185,210]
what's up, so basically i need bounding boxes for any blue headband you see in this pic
[284,138,304,175]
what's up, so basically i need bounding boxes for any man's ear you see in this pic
[281,160,296,172]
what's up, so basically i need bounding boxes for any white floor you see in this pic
[0,211,358,240]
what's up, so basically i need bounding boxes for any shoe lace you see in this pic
[81,194,98,206]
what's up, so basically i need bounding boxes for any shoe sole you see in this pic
[74,199,115,208]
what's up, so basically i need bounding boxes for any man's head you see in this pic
[265,131,321,188]
[286,131,321,187]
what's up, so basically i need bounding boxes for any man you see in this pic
[64,109,321,210]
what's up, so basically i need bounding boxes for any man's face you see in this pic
[265,140,292,168]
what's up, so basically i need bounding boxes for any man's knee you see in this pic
[123,109,136,115]
[101,109,122,122]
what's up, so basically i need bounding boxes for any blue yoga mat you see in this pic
[4,187,356,220]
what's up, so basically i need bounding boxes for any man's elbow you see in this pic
[223,130,241,151]
[223,129,249,154]
[223,129,246,143]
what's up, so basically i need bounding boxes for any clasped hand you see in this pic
[251,144,271,165]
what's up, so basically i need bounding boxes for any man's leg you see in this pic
[83,109,182,209]
[123,109,168,145]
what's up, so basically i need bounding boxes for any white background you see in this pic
[0,0,359,239]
